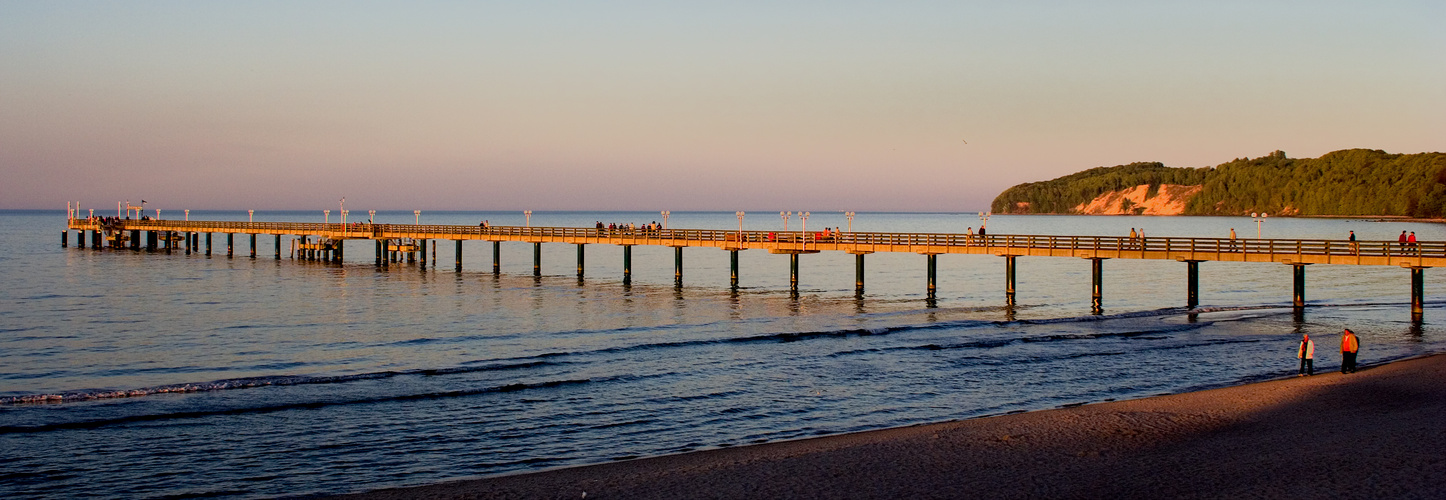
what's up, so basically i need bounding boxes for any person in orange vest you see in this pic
[1341,328,1360,374]
[1297,333,1315,376]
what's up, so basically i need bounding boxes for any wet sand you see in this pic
[336,354,1446,500]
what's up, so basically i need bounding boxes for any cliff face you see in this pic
[1072,184,1202,215]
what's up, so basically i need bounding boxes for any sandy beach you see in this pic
[336,354,1446,500]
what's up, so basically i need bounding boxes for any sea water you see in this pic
[2,210,1443,498]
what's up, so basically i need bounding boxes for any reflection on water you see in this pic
[2,210,1444,499]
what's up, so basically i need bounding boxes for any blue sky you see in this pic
[3,1,1443,211]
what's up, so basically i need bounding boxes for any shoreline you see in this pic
[333,354,1446,499]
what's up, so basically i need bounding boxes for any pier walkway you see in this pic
[65,218,1438,319]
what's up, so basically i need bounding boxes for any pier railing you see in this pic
[67,219,1443,266]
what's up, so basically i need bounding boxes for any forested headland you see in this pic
[990,149,1446,217]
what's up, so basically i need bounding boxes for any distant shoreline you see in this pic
[333,353,1446,500]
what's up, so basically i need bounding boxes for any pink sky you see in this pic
[3,1,1443,211]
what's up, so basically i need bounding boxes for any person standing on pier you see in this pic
[1340,329,1360,374]
[1399,231,1408,251]
[1349,231,1358,255]
[1229,228,1238,251]
[1297,333,1315,376]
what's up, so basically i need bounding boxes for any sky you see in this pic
[2,1,1443,212]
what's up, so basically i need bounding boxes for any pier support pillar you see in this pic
[1411,267,1425,322]
[185,233,192,255]
[275,235,282,260]
[730,250,740,288]
[1292,264,1307,309]
[533,242,542,276]
[623,245,632,284]
[790,253,800,295]
[1186,260,1200,309]
[577,244,585,279]
[1005,255,1017,307]
[492,241,501,274]
[674,247,683,286]
[165,232,172,254]
[419,240,427,268]
[1091,258,1104,315]
[131,230,140,251]
[62,230,69,248]
[855,253,866,294]
[226,233,234,258]
[95,230,104,249]
[335,240,344,263]
[249,234,257,259]
[375,240,382,266]
[147,231,157,252]
[205,233,212,256]
[926,254,938,298]
[455,240,463,272]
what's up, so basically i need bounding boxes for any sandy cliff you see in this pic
[1073,184,1202,215]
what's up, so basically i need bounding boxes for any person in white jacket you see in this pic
[1297,333,1315,376]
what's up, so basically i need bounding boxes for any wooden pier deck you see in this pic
[64,218,1438,318]
[66,219,1445,267]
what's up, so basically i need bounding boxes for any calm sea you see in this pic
[2,210,1443,498]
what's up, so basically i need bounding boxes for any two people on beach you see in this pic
[1298,329,1360,376]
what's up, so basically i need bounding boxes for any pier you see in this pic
[66,218,1439,320]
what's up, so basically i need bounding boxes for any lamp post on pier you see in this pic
[525,210,532,227]
[414,210,421,225]
[325,210,330,224]
[184,209,189,221]
[248,210,254,223]
[661,211,670,229]
[155,209,161,220]
[1252,212,1268,239]
[736,211,745,233]
[845,211,856,232]
[781,211,791,231]
[89,209,94,219]
[800,211,810,248]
